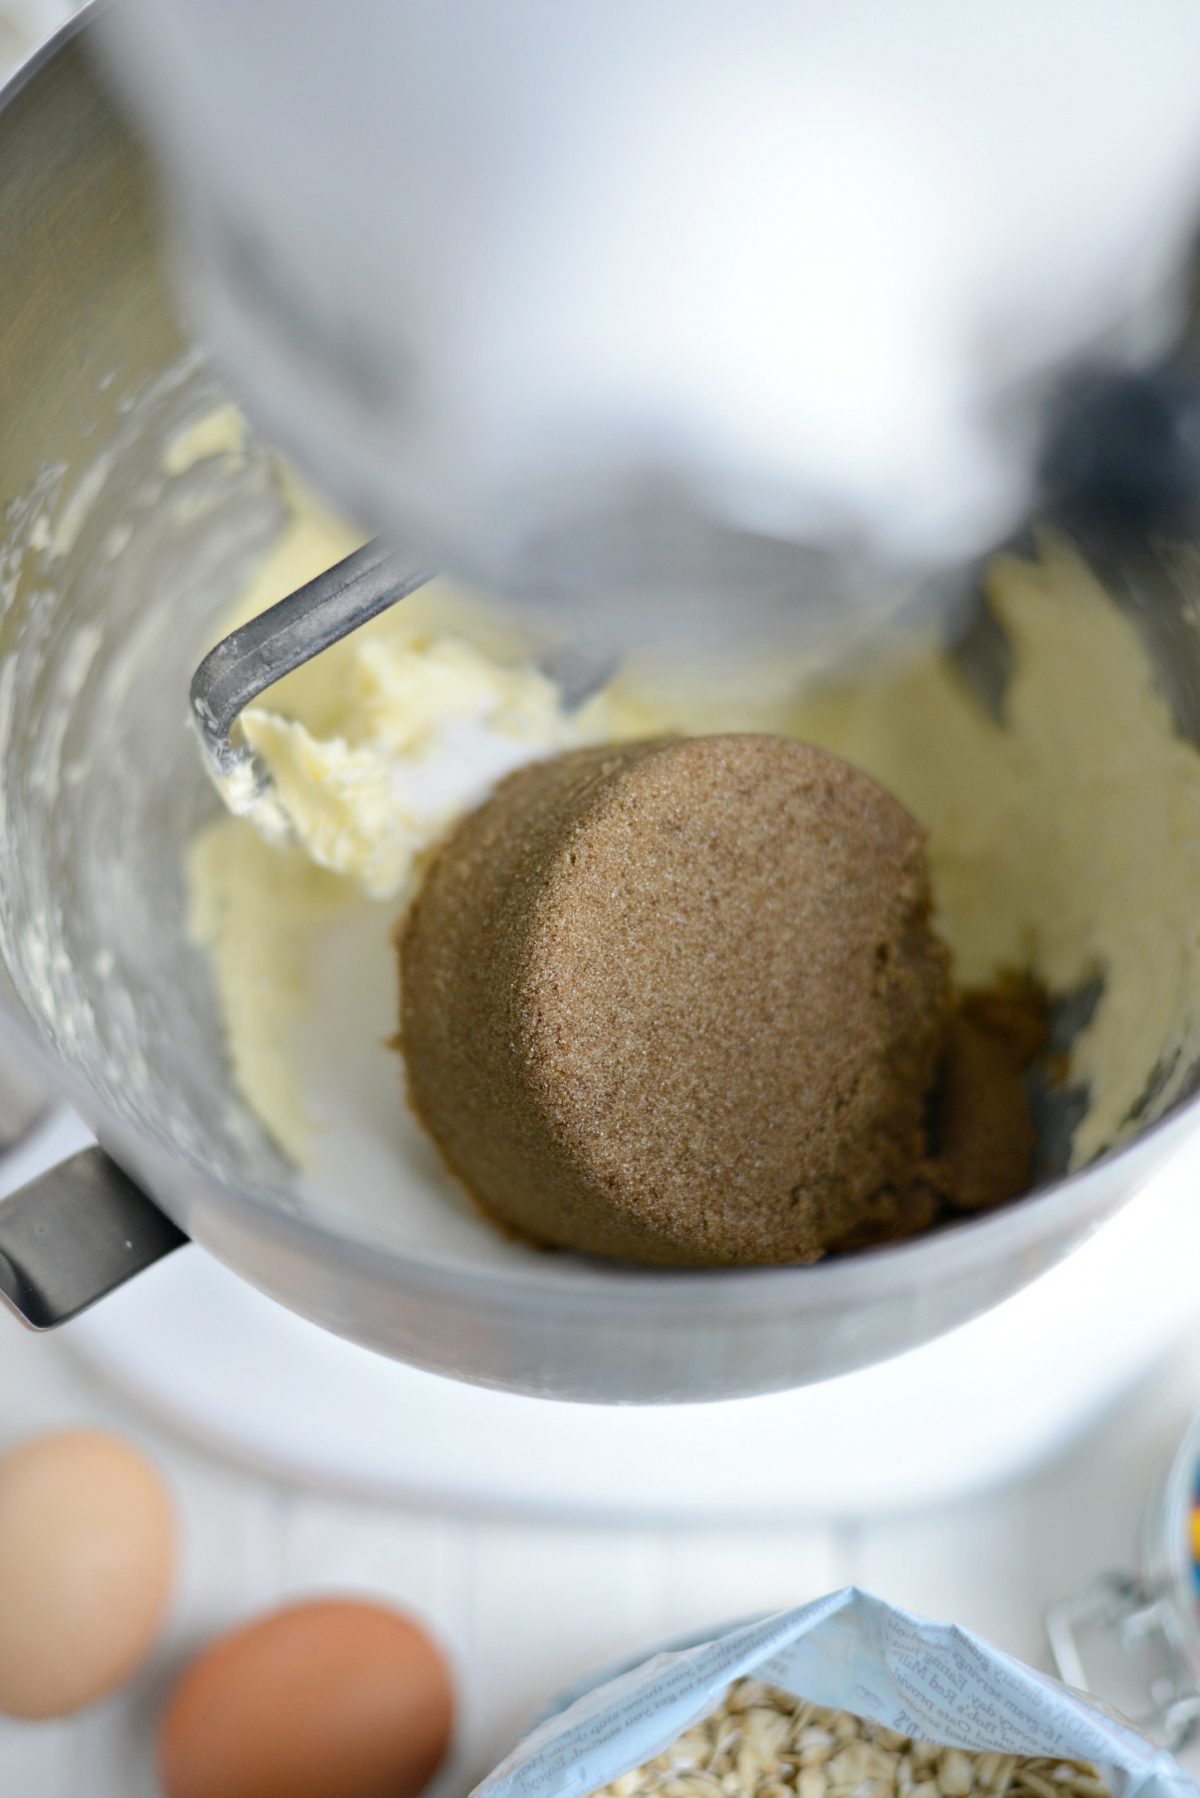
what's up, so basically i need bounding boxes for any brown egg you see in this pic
[0,1428,175,1718]
[159,1598,455,1798]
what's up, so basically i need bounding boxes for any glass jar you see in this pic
[1047,1409,1200,1752]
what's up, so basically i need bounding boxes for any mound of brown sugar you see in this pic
[827,979,1047,1253]
[397,733,1042,1267]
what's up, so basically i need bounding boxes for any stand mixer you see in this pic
[5,7,1200,1462]
[100,0,1200,616]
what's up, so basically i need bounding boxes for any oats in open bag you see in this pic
[474,1591,1197,1798]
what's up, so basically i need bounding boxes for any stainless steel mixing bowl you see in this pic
[2,14,1199,1403]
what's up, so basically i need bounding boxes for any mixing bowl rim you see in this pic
[0,10,1186,1316]
[1,0,103,107]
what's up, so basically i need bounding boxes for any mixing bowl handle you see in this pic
[0,1147,188,1330]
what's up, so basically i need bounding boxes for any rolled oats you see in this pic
[587,1682,1110,1798]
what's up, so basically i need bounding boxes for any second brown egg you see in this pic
[159,1596,455,1798]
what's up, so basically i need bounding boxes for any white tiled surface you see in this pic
[3,1302,1200,1797]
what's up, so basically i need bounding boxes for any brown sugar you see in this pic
[398,733,978,1266]
[924,980,1048,1216]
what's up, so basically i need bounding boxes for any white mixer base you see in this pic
[8,1111,1197,1520]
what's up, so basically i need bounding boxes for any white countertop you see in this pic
[3,1292,1200,1797]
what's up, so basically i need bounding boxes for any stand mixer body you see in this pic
[3,17,1200,1401]
[101,0,1200,623]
